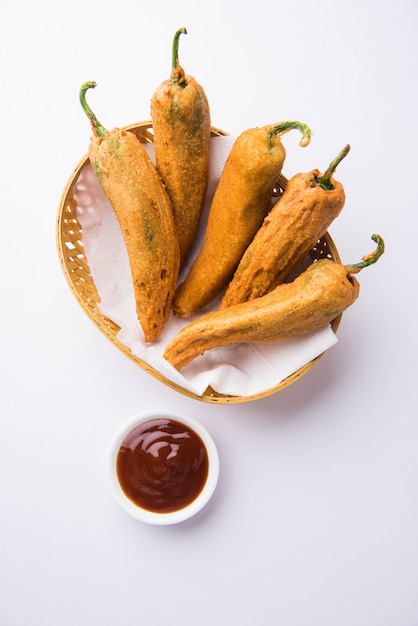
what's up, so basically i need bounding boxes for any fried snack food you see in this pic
[151,27,211,266]
[80,82,180,343]
[173,121,312,318]
[220,145,350,308]
[164,236,384,370]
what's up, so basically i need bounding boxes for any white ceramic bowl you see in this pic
[107,409,219,525]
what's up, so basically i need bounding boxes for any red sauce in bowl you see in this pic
[116,418,209,514]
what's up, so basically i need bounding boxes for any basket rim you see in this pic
[56,120,342,404]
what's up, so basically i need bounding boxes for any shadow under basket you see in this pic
[56,120,342,404]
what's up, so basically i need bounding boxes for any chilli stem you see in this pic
[170,27,188,86]
[270,121,312,148]
[345,234,385,273]
[315,144,351,190]
[79,81,107,138]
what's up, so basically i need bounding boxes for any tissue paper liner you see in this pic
[56,121,342,403]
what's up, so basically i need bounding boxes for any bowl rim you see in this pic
[107,409,220,525]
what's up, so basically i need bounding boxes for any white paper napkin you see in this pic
[73,134,338,397]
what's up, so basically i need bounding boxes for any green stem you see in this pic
[345,234,385,273]
[79,81,107,138]
[170,27,188,86]
[172,27,187,70]
[314,144,350,190]
[269,121,312,148]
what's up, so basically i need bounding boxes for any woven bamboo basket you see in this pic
[56,121,342,404]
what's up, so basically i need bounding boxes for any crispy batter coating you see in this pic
[220,170,346,308]
[89,128,180,342]
[173,125,288,318]
[151,70,211,266]
[164,259,359,370]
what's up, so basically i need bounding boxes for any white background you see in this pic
[1,1,417,624]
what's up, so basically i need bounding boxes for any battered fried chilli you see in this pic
[173,121,312,318]
[151,27,211,266]
[220,145,350,308]
[164,235,384,370]
[79,81,180,343]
